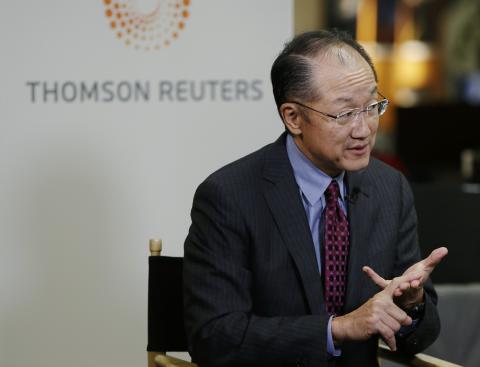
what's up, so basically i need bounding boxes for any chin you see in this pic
[342,156,370,172]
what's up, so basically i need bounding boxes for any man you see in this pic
[183,30,447,367]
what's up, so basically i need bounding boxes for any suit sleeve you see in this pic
[183,178,331,367]
[394,172,441,354]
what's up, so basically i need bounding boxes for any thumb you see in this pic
[423,247,448,269]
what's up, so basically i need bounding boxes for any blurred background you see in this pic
[296,0,480,183]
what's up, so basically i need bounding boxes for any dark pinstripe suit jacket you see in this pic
[183,133,440,367]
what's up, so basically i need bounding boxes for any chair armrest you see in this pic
[152,344,460,367]
[378,342,462,367]
[154,354,198,367]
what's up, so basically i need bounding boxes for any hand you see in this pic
[332,272,421,351]
[363,247,448,308]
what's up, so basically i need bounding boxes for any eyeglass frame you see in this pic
[286,92,389,126]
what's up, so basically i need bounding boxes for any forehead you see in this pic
[309,45,377,104]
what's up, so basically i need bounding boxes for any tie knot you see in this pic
[325,180,340,203]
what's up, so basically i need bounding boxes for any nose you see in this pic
[350,111,372,139]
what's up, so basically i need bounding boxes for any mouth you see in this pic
[347,144,369,156]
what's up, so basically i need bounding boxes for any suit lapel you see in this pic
[344,169,372,312]
[262,134,325,314]
[260,134,377,314]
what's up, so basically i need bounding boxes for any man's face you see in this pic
[287,46,379,177]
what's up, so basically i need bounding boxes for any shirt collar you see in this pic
[286,134,346,206]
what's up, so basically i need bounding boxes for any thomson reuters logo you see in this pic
[102,0,191,51]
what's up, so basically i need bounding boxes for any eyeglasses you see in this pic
[288,93,389,126]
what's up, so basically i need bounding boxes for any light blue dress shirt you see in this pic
[286,134,345,357]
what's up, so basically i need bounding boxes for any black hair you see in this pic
[270,29,378,113]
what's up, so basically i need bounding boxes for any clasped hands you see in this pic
[332,247,448,351]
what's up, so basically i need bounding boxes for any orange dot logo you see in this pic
[102,0,191,51]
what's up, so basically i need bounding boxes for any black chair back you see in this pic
[147,255,188,352]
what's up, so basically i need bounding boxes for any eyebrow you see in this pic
[332,86,378,104]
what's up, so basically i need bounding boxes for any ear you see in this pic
[279,103,303,136]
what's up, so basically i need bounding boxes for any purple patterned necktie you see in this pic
[322,180,350,315]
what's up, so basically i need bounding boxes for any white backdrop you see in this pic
[0,1,292,366]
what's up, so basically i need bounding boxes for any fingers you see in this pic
[377,320,397,351]
[398,281,410,291]
[370,297,412,351]
[410,279,421,288]
[364,247,448,298]
[363,266,423,293]
[339,292,411,349]
[384,302,412,327]
[379,308,412,351]
[381,312,402,333]
[392,283,409,297]
[376,302,409,351]
[363,266,389,288]
[422,247,448,269]
[384,273,422,297]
